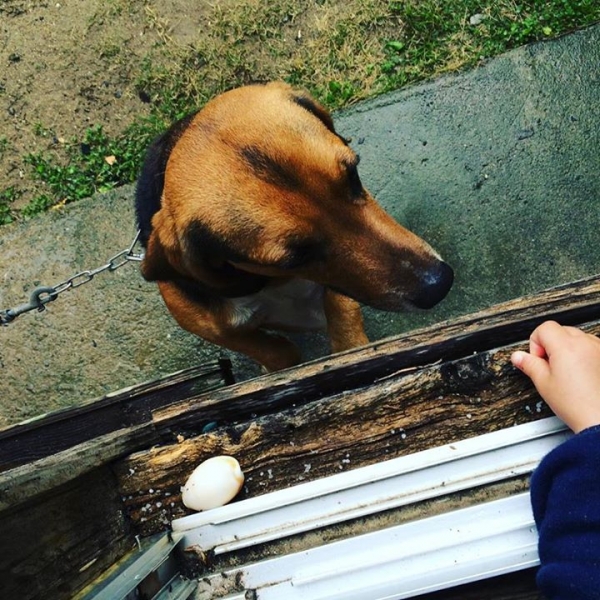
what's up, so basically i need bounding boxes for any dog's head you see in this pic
[142,82,453,311]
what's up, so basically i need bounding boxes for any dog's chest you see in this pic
[227,279,327,331]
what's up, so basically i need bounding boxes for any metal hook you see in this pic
[29,286,59,310]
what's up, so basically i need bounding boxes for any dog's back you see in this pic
[135,113,195,247]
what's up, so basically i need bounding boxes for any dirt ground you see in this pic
[1,0,323,209]
[2,0,391,212]
[0,1,192,206]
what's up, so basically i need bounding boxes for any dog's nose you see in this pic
[411,261,454,309]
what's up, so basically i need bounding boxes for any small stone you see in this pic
[517,128,535,140]
[469,14,484,26]
[138,90,151,103]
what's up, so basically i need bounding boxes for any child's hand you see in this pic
[511,321,600,433]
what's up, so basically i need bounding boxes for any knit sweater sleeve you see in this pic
[530,425,600,599]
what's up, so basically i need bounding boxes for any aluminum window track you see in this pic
[81,418,568,600]
[201,492,538,600]
[173,416,569,556]
[83,532,197,600]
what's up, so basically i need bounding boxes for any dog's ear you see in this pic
[180,221,268,296]
[185,260,267,297]
[290,93,336,133]
[140,231,183,282]
[142,228,266,296]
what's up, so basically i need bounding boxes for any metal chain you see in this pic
[0,230,144,326]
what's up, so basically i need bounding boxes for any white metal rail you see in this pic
[174,417,568,554]
[201,492,537,600]
[176,418,568,599]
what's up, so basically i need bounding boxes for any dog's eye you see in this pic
[345,156,364,200]
[280,237,326,269]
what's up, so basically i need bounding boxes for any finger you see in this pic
[511,350,551,386]
[529,337,547,359]
[529,321,566,359]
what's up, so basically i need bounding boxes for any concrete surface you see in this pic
[1,25,599,427]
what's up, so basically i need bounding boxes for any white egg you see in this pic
[181,456,244,511]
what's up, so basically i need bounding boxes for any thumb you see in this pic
[511,350,551,386]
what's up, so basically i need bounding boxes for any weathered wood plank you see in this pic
[152,275,600,436]
[0,467,133,600]
[0,359,232,471]
[115,319,600,537]
[0,424,156,512]
[0,360,231,600]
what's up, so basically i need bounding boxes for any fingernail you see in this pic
[511,351,525,369]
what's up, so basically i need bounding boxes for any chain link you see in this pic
[1,230,144,326]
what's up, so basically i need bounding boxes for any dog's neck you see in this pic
[217,263,270,297]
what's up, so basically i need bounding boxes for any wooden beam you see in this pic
[0,424,155,512]
[0,359,232,471]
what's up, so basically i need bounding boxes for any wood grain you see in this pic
[0,424,155,512]
[0,360,231,600]
[0,467,132,600]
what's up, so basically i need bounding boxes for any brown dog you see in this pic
[135,82,453,371]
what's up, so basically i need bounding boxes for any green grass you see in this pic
[25,123,158,204]
[0,186,19,225]
[6,0,599,221]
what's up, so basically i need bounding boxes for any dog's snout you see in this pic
[411,261,454,309]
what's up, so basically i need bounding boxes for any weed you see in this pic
[0,187,19,225]
[24,123,160,216]
[20,194,54,219]
[99,42,122,60]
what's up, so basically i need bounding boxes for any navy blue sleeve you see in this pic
[530,424,600,599]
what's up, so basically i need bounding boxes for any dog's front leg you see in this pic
[215,329,303,372]
[324,289,369,354]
